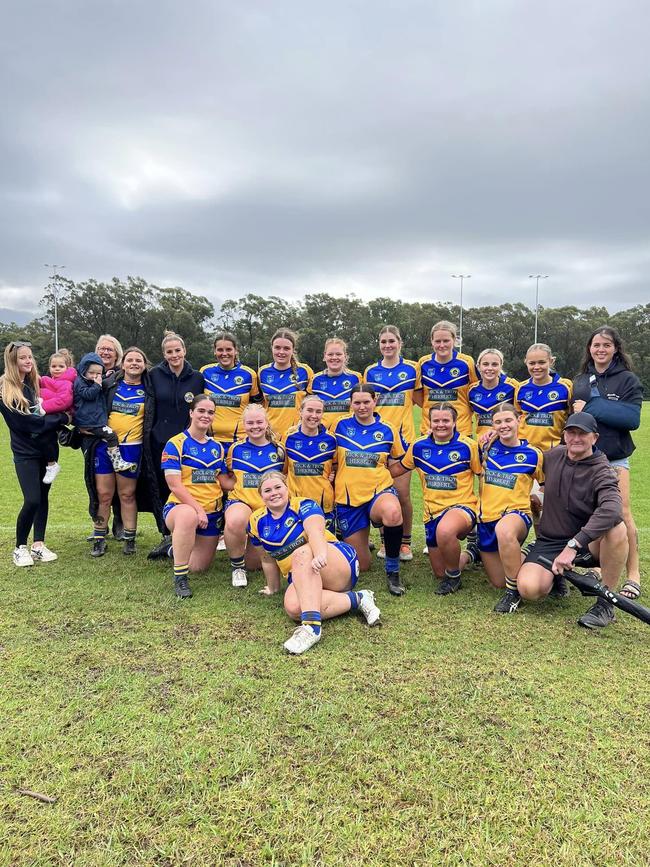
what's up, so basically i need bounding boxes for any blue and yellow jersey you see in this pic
[258,363,314,437]
[418,351,478,437]
[478,438,544,522]
[226,438,285,510]
[200,362,259,443]
[282,424,337,514]
[401,432,481,521]
[468,375,519,439]
[333,413,403,508]
[309,368,362,430]
[108,382,146,443]
[161,431,227,512]
[248,497,336,579]
[363,358,421,446]
[515,374,573,452]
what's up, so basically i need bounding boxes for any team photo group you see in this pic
[0,319,643,654]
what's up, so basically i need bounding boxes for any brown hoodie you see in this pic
[538,445,623,548]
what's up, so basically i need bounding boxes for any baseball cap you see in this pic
[564,412,598,433]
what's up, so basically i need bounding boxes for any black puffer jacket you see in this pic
[573,359,643,461]
[82,370,163,523]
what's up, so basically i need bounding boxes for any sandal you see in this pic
[619,580,641,600]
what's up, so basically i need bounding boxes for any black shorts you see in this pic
[524,535,599,569]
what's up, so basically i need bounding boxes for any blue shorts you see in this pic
[162,502,224,537]
[609,457,630,470]
[287,540,359,588]
[425,506,476,549]
[94,441,142,479]
[478,511,532,553]
[336,486,399,537]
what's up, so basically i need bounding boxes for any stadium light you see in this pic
[44,264,66,352]
[451,275,471,349]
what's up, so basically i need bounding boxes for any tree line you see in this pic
[1,276,648,393]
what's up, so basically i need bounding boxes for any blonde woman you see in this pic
[419,321,477,437]
[0,341,70,566]
[310,337,362,431]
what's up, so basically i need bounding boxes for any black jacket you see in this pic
[573,359,643,460]
[0,382,67,461]
[148,361,205,452]
[82,370,164,526]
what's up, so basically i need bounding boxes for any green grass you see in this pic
[1,411,649,866]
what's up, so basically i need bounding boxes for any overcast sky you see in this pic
[1,0,649,323]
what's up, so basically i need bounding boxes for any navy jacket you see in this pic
[0,381,66,460]
[573,359,643,460]
[148,360,205,451]
[74,353,108,428]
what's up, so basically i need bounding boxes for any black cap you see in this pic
[565,412,598,433]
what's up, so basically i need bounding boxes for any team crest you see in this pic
[262,526,271,538]
[319,442,328,452]
[270,452,278,461]
[450,367,459,377]
[235,376,244,385]
[524,390,533,400]
[374,372,383,381]
[398,371,407,381]
[242,449,252,460]
[343,380,351,389]
[548,390,559,400]
[267,374,275,383]
[449,451,460,462]
[373,431,383,441]
[475,393,482,402]
[515,453,526,463]
[497,391,506,400]
[188,447,198,456]
[346,426,355,436]
[284,517,295,527]
[295,440,303,449]
[184,391,194,402]
[422,448,432,459]
[136,389,145,396]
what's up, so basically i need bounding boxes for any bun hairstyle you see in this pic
[161,331,186,352]
[271,328,299,378]
[54,348,74,367]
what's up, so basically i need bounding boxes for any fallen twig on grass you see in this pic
[17,789,57,804]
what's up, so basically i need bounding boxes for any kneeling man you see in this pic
[517,412,628,629]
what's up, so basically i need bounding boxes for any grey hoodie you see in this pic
[538,445,623,548]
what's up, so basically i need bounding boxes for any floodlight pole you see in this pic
[44,264,66,352]
[451,275,471,349]
[528,274,548,343]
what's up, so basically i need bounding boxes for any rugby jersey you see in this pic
[200,362,259,443]
[108,382,145,443]
[248,497,336,578]
[283,424,337,514]
[309,368,362,431]
[418,351,478,436]
[401,431,481,521]
[478,438,544,523]
[363,357,420,445]
[468,375,519,439]
[333,413,403,508]
[258,363,314,437]
[161,431,227,512]
[515,374,573,452]
[226,438,285,510]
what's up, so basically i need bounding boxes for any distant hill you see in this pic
[0,308,35,326]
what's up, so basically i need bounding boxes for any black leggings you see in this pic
[14,458,51,546]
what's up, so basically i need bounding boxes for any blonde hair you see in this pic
[431,320,458,341]
[56,347,74,367]
[95,334,123,367]
[271,328,299,377]
[161,331,186,352]
[526,342,554,360]
[323,336,348,357]
[257,469,288,494]
[1,342,39,414]
[242,403,285,455]
[477,348,504,367]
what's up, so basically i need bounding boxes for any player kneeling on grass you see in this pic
[161,396,234,599]
[391,402,481,594]
[515,412,628,629]
[478,403,544,613]
[248,471,381,655]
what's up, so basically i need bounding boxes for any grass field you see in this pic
[1,411,649,866]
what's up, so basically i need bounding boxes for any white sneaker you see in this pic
[357,589,381,626]
[283,624,321,654]
[13,546,34,567]
[376,545,386,559]
[43,463,61,484]
[231,568,248,587]
[30,545,58,563]
[423,545,429,554]
[217,537,227,551]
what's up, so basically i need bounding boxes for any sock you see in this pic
[505,576,518,592]
[229,555,245,570]
[445,569,461,580]
[383,524,403,568]
[123,528,136,542]
[347,591,361,610]
[466,529,478,546]
[385,557,400,573]
[174,563,189,583]
[301,610,322,635]
[402,534,412,548]
[93,526,108,540]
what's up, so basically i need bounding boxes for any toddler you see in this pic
[39,349,76,484]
